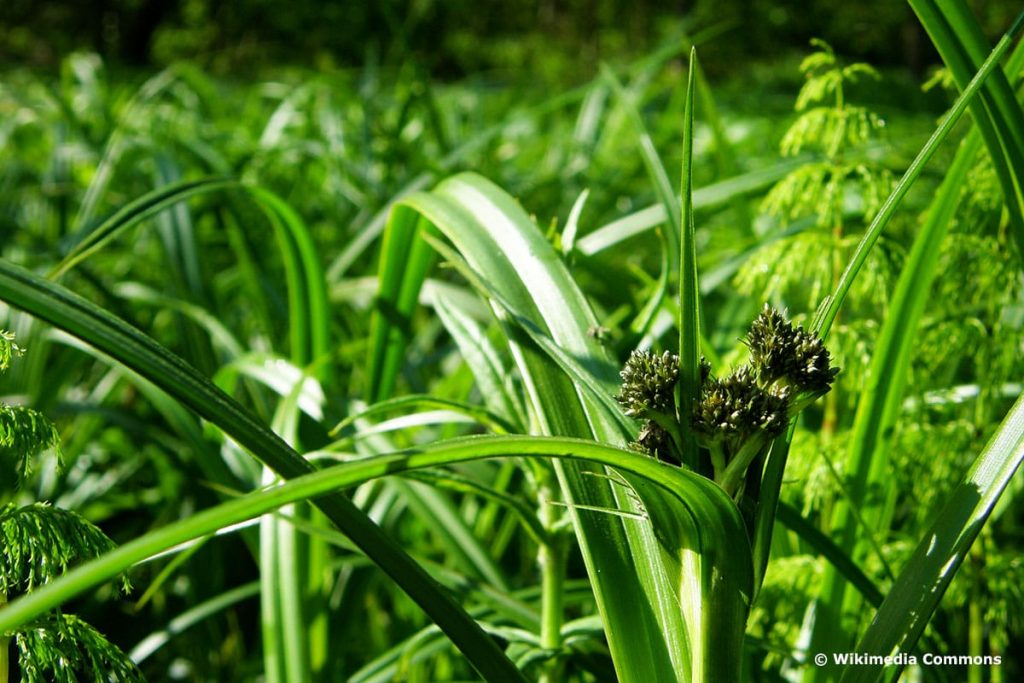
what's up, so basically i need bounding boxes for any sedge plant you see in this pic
[0,6,1022,682]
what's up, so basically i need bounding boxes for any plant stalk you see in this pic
[719,433,770,497]
[537,473,566,683]
[0,591,8,683]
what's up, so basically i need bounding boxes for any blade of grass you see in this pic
[910,1,1024,258]
[53,177,238,279]
[0,433,748,650]
[0,258,527,683]
[576,159,803,256]
[262,366,316,683]
[332,395,516,436]
[246,186,331,377]
[841,392,1024,683]
[677,48,702,471]
[812,12,1024,337]
[774,502,883,608]
[805,131,984,668]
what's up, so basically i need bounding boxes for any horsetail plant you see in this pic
[1,332,142,683]
[739,39,896,318]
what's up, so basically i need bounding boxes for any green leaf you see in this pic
[0,434,749,668]
[333,394,517,437]
[367,172,750,681]
[909,1,1024,259]
[0,258,526,683]
[576,160,802,257]
[813,13,1024,337]
[841,392,1024,683]
[677,48,702,470]
[53,177,238,279]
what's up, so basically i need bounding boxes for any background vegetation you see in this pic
[2,1,1023,681]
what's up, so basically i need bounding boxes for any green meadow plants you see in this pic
[1,332,141,682]
[739,39,896,314]
[0,3,1023,682]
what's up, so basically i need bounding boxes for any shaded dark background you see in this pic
[2,0,1020,79]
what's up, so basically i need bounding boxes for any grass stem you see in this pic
[0,592,8,683]
[538,472,567,683]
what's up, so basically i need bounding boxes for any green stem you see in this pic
[968,596,982,683]
[537,472,566,683]
[646,409,687,463]
[709,442,727,481]
[967,541,984,683]
[719,433,770,497]
[0,591,8,683]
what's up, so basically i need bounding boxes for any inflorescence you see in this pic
[616,304,838,496]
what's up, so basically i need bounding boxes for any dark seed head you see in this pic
[746,304,799,384]
[745,304,838,393]
[693,366,790,442]
[789,328,839,393]
[617,349,680,418]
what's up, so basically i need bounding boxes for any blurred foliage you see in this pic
[1,0,1021,79]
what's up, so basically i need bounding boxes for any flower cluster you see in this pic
[615,305,838,495]
[617,350,680,419]
[692,367,790,445]
[618,350,681,463]
[745,304,838,394]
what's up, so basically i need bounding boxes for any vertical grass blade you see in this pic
[366,208,436,402]
[245,186,331,376]
[804,132,983,669]
[909,1,1024,257]
[841,393,1024,683]
[677,48,702,469]
[813,13,1024,336]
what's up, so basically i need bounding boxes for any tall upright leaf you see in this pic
[367,170,751,681]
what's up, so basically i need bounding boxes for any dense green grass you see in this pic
[2,5,1024,681]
